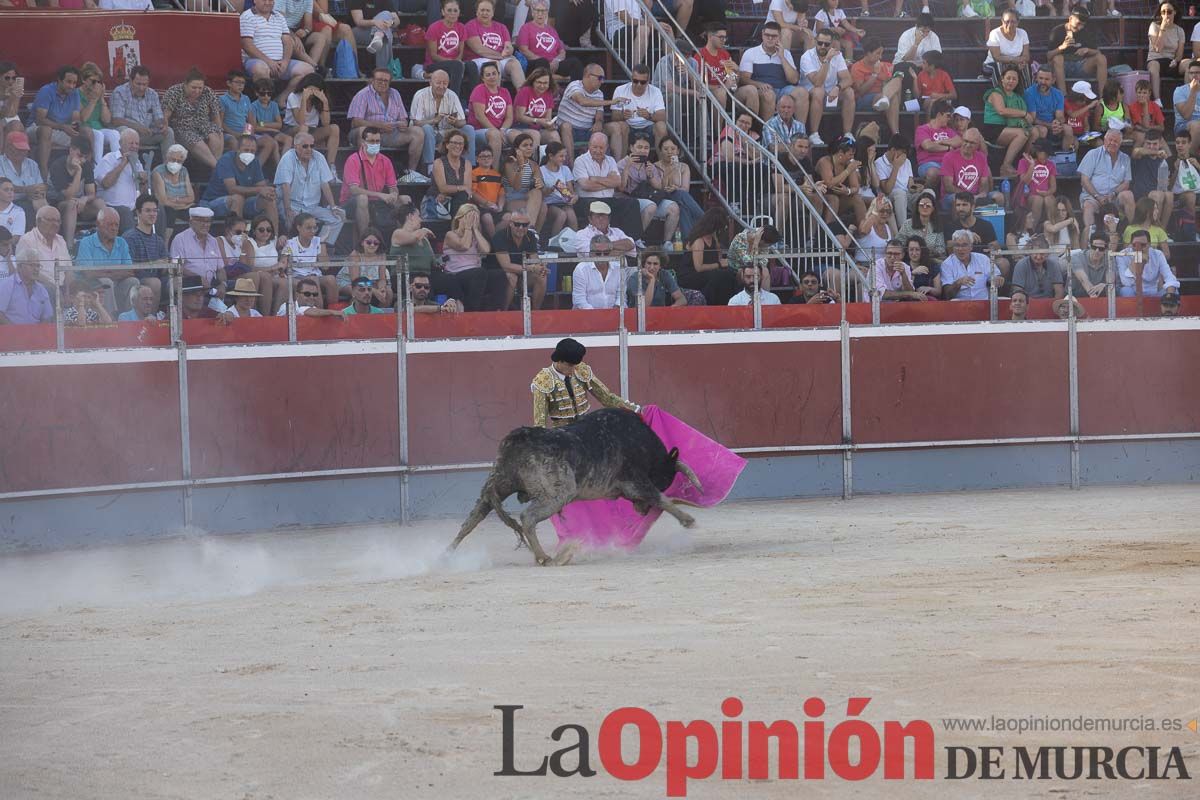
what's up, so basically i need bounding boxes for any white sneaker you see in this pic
[873,96,891,112]
[367,32,384,54]
[809,132,826,147]
[401,170,431,184]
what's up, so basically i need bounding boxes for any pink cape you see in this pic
[550,405,747,549]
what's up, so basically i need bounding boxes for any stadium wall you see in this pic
[2,318,1198,551]
[4,10,242,89]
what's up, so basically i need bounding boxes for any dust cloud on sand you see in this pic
[0,526,491,615]
[1,486,1198,799]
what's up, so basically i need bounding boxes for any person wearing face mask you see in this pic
[340,126,405,243]
[219,214,250,279]
[200,134,280,232]
[151,144,194,245]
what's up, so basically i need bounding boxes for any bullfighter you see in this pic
[531,337,640,428]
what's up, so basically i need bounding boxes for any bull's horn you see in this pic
[676,460,703,492]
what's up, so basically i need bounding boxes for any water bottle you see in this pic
[673,231,683,252]
[1000,179,1011,206]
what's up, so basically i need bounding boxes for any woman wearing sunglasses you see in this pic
[338,228,394,307]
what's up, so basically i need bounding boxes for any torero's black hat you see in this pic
[551,337,586,365]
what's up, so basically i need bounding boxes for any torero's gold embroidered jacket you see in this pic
[530,362,638,428]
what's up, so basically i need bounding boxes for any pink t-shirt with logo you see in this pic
[914,123,956,167]
[425,20,466,65]
[1017,156,1057,196]
[469,84,513,128]
[515,22,564,61]
[941,148,991,194]
[514,86,554,121]
[464,19,511,59]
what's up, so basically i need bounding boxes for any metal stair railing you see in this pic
[592,0,870,308]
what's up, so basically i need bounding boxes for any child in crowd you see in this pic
[1097,81,1130,134]
[768,0,814,52]
[1169,133,1200,231]
[221,69,277,167]
[470,148,505,237]
[1131,129,1172,225]
[1129,79,1165,147]
[1015,141,1058,226]
[1064,81,1099,142]
[813,0,863,61]
[247,79,291,164]
[915,50,956,113]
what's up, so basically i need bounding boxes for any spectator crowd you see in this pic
[0,0,1189,327]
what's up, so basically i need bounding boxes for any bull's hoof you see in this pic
[680,514,696,529]
[552,541,579,566]
[536,554,553,566]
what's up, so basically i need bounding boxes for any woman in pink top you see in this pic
[1015,140,1058,225]
[468,61,517,162]
[512,67,560,149]
[465,0,525,88]
[515,0,580,85]
[424,0,470,93]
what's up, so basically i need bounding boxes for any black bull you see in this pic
[448,409,703,565]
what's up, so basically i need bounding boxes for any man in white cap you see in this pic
[169,206,227,294]
[575,201,636,258]
[951,106,972,138]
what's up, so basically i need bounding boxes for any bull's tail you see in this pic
[676,459,703,494]
[489,488,525,545]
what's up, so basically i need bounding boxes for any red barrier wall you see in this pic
[4,11,241,91]
[406,347,621,465]
[628,342,842,447]
[2,325,1198,493]
[2,298,1196,353]
[0,362,181,492]
[850,332,1071,443]
[187,355,400,479]
[1077,330,1200,436]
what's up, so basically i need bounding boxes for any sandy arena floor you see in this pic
[1,486,1198,799]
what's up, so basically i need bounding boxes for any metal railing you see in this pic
[595,0,870,312]
[3,301,1197,520]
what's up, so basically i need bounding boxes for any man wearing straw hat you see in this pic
[531,337,640,428]
[225,276,263,318]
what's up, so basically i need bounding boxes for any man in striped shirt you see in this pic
[240,0,315,103]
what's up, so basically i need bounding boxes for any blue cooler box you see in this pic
[976,205,1006,244]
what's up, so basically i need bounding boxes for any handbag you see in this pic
[332,39,359,79]
[629,181,668,204]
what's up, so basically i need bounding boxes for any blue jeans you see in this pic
[421,123,477,167]
[667,189,703,237]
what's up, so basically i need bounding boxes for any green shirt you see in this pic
[343,304,386,315]
[390,239,436,275]
[983,88,1028,129]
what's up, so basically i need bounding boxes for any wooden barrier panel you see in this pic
[850,331,1071,443]
[628,342,843,447]
[405,346,622,466]
[0,362,182,493]
[2,323,1199,493]
[1077,329,1200,437]
[186,355,401,480]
